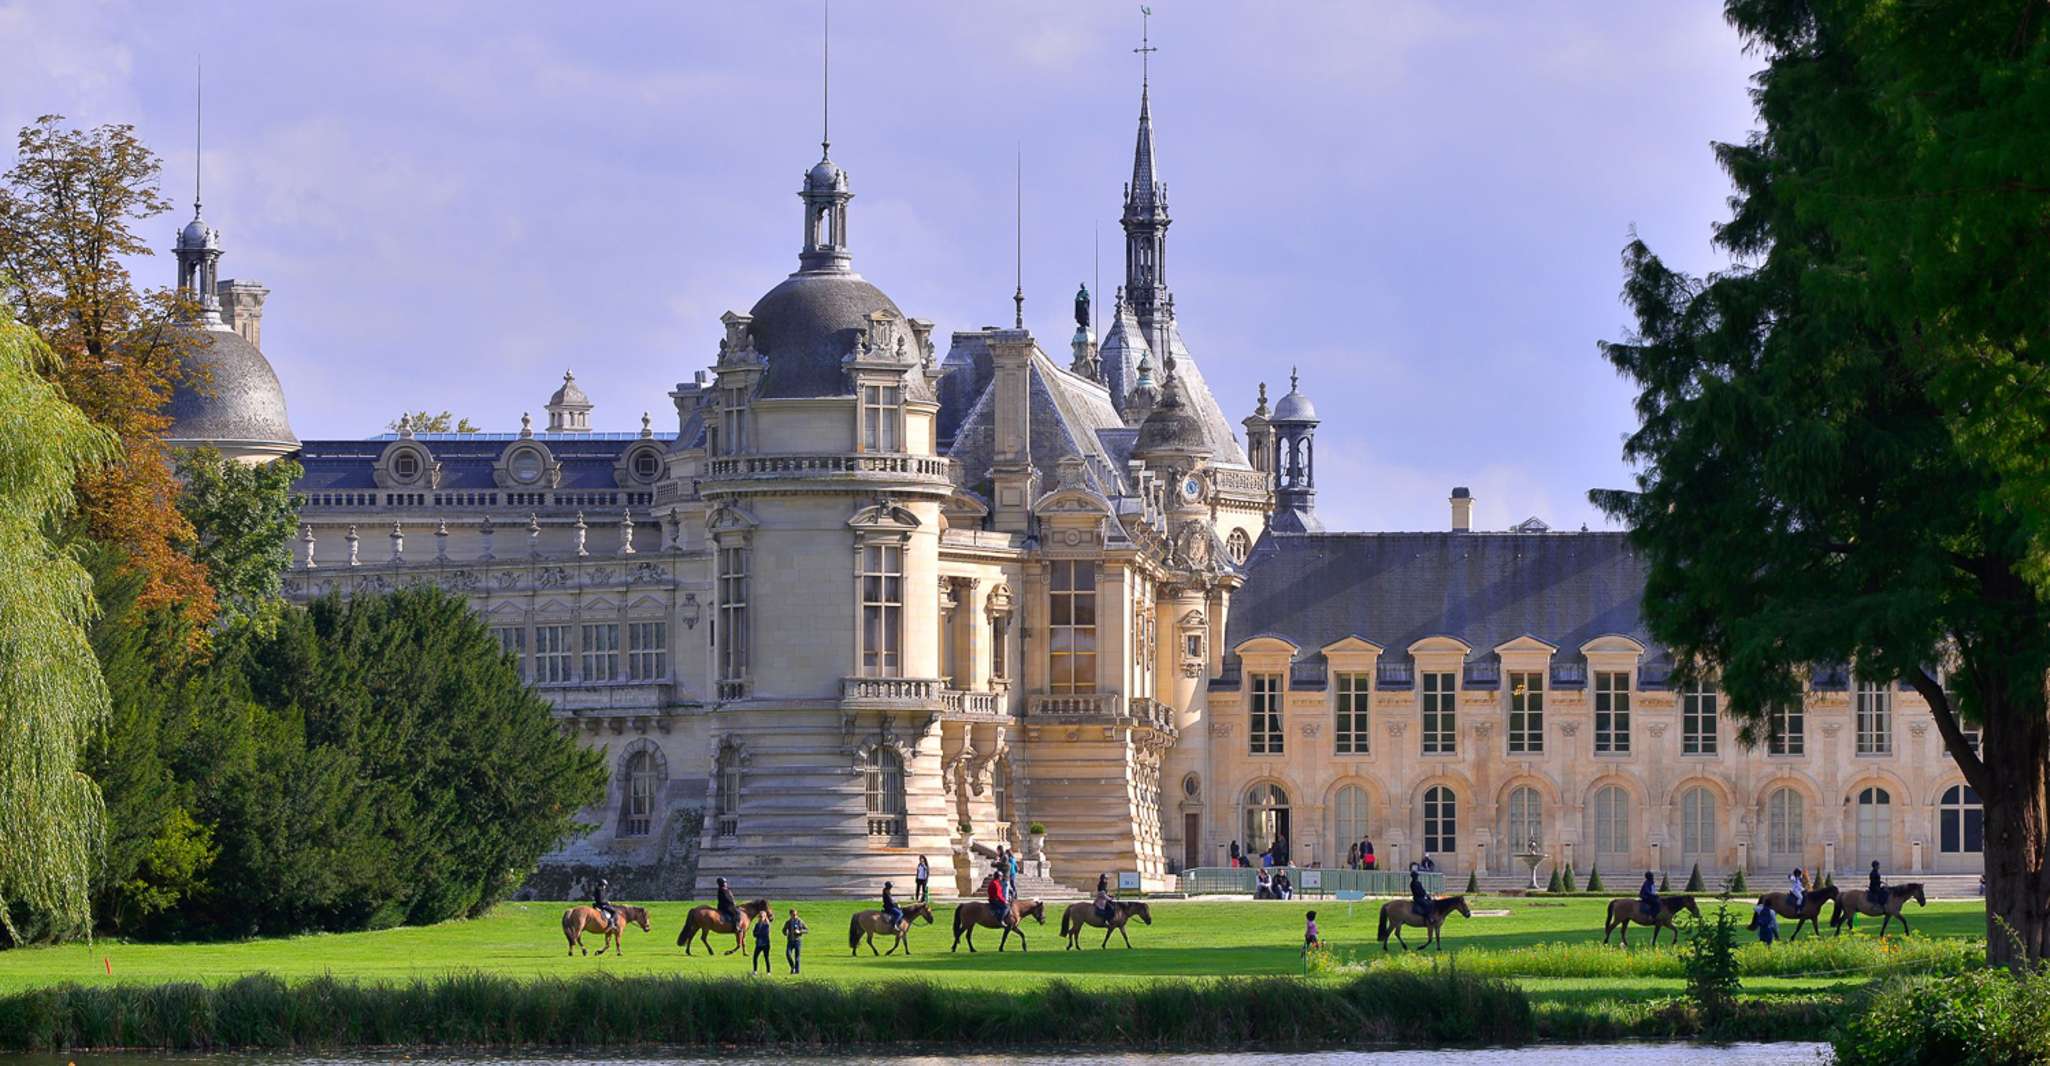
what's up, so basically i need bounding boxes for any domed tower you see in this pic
[1269,367,1321,533]
[162,159,297,465]
[545,370,593,432]
[690,127,950,898]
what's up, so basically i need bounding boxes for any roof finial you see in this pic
[821,0,831,159]
[1135,5,1157,96]
[1013,147,1024,329]
[1290,366,1298,392]
[193,55,203,219]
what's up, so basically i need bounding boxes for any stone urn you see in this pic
[958,824,976,856]
[1028,825,1047,860]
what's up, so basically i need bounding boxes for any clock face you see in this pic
[1181,477,1202,502]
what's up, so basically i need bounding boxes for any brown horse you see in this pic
[561,904,649,956]
[1059,900,1153,949]
[1830,883,1927,936]
[1754,883,1840,940]
[1377,895,1473,951]
[1602,894,1701,947]
[847,901,935,956]
[950,898,1045,952]
[676,898,772,956]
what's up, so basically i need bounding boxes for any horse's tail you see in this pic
[1059,906,1074,937]
[953,905,967,936]
[1377,905,1392,943]
[676,911,694,946]
[849,914,863,951]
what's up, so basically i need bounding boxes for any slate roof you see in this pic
[935,329,994,451]
[946,342,1133,498]
[1218,530,1665,688]
[745,270,906,399]
[163,325,298,448]
[293,431,677,493]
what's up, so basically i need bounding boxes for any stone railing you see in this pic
[716,679,749,701]
[1128,696,1177,731]
[286,556,676,598]
[703,452,954,484]
[1210,466,1274,500]
[1025,692,1124,718]
[940,689,1005,718]
[302,489,654,511]
[842,676,944,705]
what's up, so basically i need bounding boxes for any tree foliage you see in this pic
[0,297,118,942]
[1596,0,2050,966]
[0,116,214,632]
[175,447,301,635]
[388,410,478,434]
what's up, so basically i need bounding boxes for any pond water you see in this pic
[5,1045,1830,1066]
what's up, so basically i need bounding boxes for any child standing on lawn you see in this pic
[1303,910,1322,951]
[751,909,775,973]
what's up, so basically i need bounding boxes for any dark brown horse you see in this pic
[950,898,1045,952]
[1377,895,1473,951]
[1059,900,1153,949]
[677,898,772,956]
[561,904,649,956]
[1755,883,1839,940]
[1831,883,1927,936]
[1602,894,1701,947]
[847,900,935,955]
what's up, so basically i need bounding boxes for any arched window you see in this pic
[714,749,739,838]
[1423,785,1457,856]
[1593,785,1630,866]
[1227,528,1252,564]
[1680,786,1716,859]
[1940,785,1982,854]
[1243,783,1290,855]
[1333,785,1369,851]
[1854,786,1892,868]
[619,745,664,837]
[865,748,907,845]
[1506,786,1543,852]
[1767,787,1804,862]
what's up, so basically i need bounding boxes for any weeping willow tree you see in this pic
[0,294,118,941]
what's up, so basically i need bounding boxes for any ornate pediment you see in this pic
[706,502,759,534]
[848,498,921,532]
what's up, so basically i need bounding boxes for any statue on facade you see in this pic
[1074,283,1090,330]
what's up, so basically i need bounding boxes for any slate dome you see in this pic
[163,327,298,449]
[746,271,904,399]
[1272,387,1316,422]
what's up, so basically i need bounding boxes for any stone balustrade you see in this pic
[842,676,945,705]
[1025,692,1124,718]
[301,489,654,511]
[940,689,1005,718]
[703,452,954,484]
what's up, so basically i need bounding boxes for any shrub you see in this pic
[1659,871,1670,892]
[1725,868,1748,894]
[1834,969,2050,1066]
[1546,868,1563,893]
[1684,863,1704,892]
[1354,934,1977,981]
[1682,905,1742,1026]
[1562,865,1578,892]
[1027,822,1046,835]
[958,821,974,835]
[1585,865,1605,892]
[1465,872,1479,894]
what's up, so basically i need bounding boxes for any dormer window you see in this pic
[393,451,419,481]
[861,384,902,452]
[633,450,660,481]
[510,450,543,484]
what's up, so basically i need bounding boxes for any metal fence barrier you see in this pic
[1180,866,1444,897]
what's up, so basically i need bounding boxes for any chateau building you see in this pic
[163,65,1982,897]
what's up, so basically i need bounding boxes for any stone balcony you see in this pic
[702,452,956,488]
[842,676,945,708]
[300,488,656,512]
[1023,693,1179,737]
[940,689,1006,719]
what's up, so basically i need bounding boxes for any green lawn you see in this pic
[0,895,1988,995]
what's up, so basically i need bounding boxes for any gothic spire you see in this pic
[1121,9,1170,333]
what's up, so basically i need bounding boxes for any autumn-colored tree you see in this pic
[0,116,215,632]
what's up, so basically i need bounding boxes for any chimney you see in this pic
[1450,486,1473,532]
[217,279,269,347]
[988,329,1039,533]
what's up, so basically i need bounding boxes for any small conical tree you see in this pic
[1586,864,1606,892]
[1660,871,1671,892]
[1465,870,1479,894]
[1820,870,1833,889]
[1685,863,1705,892]
[1562,864,1578,892]
[1727,867,1748,894]
[1546,868,1563,893]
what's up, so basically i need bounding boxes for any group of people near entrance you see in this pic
[1749,860,1894,944]
[1345,837,1378,870]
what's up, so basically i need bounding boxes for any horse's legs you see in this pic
[966,926,977,953]
[1897,911,1910,935]
[1879,914,1893,937]
[1102,924,1114,949]
[1394,926,1411,951]
[1603,914,1615,945]
[1119,924,1134,949]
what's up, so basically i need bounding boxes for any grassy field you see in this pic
[0,894,1987,999]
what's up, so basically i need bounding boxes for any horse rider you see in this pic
[714,876,740,929]
[592,878,618,933]
[986,862,1010,924]
[1408,863,1433,921]
[1638,870,1660,920]
[1788,867,1807,910]
[1095,873,1116,924]
[1867,860,1890,908]
[880,880,904,932]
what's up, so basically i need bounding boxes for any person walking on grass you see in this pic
[1304,910,1322,952]
[751,908,774,973]
[915,855,930,903]
[1750,899,1779,945]
[783,907,808,973]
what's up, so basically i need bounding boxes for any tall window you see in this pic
[1334,672,1370,755]
[1507,786,1543,851]
[1854,786,1892,867]
[1940,785,1983,854]
[1593,785,1630,864]
[865,748,907,844]
[1334,785,1369,849]
[1856,681,1894,755]
[1049,560,1097,692]
[941,590,961,689]
[718,546,750,681]
[1594,671,1631,753]
[1767,787,1804,861]
[492,626,527,682]
[1507,671,1544,754]
[1422,671,1457,755]
[534,624,572,684]
[860,543,904,677]
[1250,673,1285,754]
[619,748,659,837]
[714,751,739,837]
[989,613,1009,681]
[1423,785,1457,855]
[580,623,620,682]
[1682,681,1719,755]
[1768,701,1805,755]
[628,621,668,681]
[1681,787,1716,859]
[718,389,749,455]
[992,758,1013,824]
[860,384,902,451]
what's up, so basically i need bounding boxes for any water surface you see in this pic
[10,1044,1829,1065]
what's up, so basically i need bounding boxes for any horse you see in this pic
[847,901,935,956]
[950,898,1046,953]
[1059,900,1153,949]
[561,904,649,957]
[1830,883,1927,937]
[676,898,772,956]
[1376,895,1473,951]
[1754,883,1840,940]
[1602,894,1701,947]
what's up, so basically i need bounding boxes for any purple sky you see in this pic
[1,1,1758,532]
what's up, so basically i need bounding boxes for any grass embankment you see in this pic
[0,896,1989,1050]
